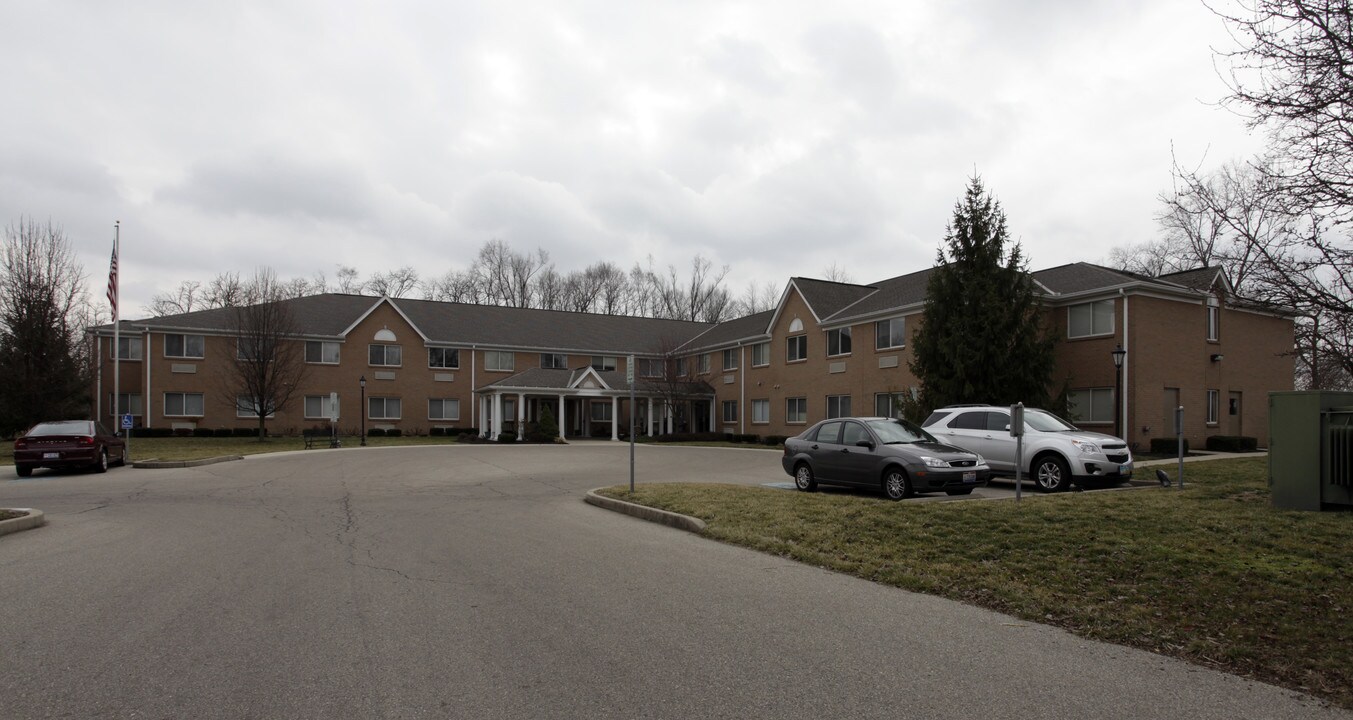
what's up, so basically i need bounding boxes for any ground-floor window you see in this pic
[826,394,851,419]
[109,393,143,417]
[304,395,339,419]
[751,399,769,424]
[1067,388,1113,424]
[429,398,460,421]
[722,400,738,423]
[369,397,402,420]
[164,392,204,417]
[235,395,275,418]
[1206,389,1219,425]
[786,397,807,424]
[874,392,906,418]
[590,401,613,422]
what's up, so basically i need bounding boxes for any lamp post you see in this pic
[359,375,367,446]
[1111,344,1126,439]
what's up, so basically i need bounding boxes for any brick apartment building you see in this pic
[92,262,1295,449]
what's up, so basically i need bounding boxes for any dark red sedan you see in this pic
[13,420,127,477]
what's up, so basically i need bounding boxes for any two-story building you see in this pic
[92,262,1295,448]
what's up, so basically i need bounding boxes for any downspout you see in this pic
[1121,289,1130,444]
[739,343,746,435]
[96,331,103,420]
[144,328,152,428]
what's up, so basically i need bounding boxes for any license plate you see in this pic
[1118,464,1129,474]
[43,452,59,459]
[962,471,977,482]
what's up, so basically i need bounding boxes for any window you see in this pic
[842,422,870,447]
[114,336,143,360]
[875,392,907,418]
[723,348,738,371]
[1068,300,1115,338]
[751,342,770,367]
[1206,296,1220,341]
[639,359,663,377]
[751,399,770,424]
[1206,389,1219,424]
[236,337,275,361]
[787,335,807,362]
[485,351,515,372]
[428,347,460,369]
[369,344,402,367]
[1068,388,1114,424]
[236,396,275,418]
[827,394,851,419]
[164,392,204,417]
[590,402,613,422]
[812,421,842,443]
[305,341,340,364]
[368,397,402,420]
[950,412,988,430]
[304,395,340,419]
[541,353,568,369]
[698,354,711,374]
[109,393,143,417]
[429,398,460,421]
[827,327,852,357]
[786,397,807,423]
[676,358,688,377]
[591,356,618,371]
[164,333,205,359]
[875,318,906,350]
[722,400,738,423]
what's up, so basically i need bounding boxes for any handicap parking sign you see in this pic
[121,413,133,430]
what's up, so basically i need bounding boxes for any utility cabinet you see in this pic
[1269,391,1353,511]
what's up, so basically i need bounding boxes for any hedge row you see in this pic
[1206,435,1259,452]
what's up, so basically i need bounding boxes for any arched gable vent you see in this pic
[789,318,804,333]
[373,327,397,342]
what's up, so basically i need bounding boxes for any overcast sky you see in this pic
[0,1,1266,317]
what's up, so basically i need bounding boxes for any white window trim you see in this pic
[826,394,851,419]
[1207,296,1220,342]
[485,351,515,372]
[722,400,738,424]
[540,353,568,370]
[786,397,808,424]
[303,395,340,420]
[428,398,461,421]
[827,328,852,358]
[368,396,403,420]
[114,336,144,361]
[787,335,808,363]
[1068,388,1114,425]
[751,399,770,424]
[751,342,770,368]
[236,396,276,419]
[428,347,461,369]
[722,349,739,371]
[164,333,205,360]
[1067,300,1116,339]
[163,392,205,418]
[875,318,906,351]
[109,393,144,417]
[1206,389,1220,425]
[369,343,402,368]
[305,340,341,365]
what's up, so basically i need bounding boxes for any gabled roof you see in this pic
[476,366,714,395]
[679,310,774,352]
[792,277,878,320]
[1030,263,1152,295]
[823,267,935,324]
[104,294,379,336]
[1157,266,1230,294]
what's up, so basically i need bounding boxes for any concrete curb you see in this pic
[0,508,45,537]
[584,489,707,533]
[132,455,244,469]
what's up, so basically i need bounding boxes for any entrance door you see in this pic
[1163,387,1180,435]
[1228,392,1242,436]
[692,401,710,433]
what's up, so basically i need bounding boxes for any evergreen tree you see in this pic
[909,177,1056,411]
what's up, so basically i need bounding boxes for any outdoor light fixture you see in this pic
[1211,353,1224,362]
[359,375,367,447]
[1111,345,1126,439]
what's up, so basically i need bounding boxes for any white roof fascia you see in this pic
[822,304,926,329]
[568,366,612,390]
[763,280,821,336]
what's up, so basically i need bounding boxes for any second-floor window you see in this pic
[1206,296,1220,341]
[827,327,852,357]
[751,342,770,367]
[115,336,143,360]
[369,344,402,367]
[723,348,738,371]
[591,356,618,371]
[305,341,340,364]
[875,318,906,350]
[541,353,568,369]
[428,347,460,369]
[485,351,515,371]
[164,333,204,359]
[787,335,807,362]
[639,359,663,377]
[1068,300,1114,338]
[698,354,711,374]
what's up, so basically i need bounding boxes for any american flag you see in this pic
[106,235,119,316]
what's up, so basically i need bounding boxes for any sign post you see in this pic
[330,391,340,448]
[627,355,636,494]
[1176,405,1185,490]
[121,413,133,462]
[1010,403,1025,503]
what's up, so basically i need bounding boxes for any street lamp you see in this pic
[359,375,367,446]
[1111,344,1127,439]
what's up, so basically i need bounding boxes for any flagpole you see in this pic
[110,222,125,462]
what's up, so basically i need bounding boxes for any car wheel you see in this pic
[945,488,975,496]
[93,449,108,474]
[113,449,127,467]
[793,463,817,492]
[15,464,32,478]
[1033,455,1070,492]
[882,467,913,501]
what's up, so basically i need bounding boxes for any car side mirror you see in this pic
[856,440,874,450]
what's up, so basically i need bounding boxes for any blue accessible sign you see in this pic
[121,413,133,430]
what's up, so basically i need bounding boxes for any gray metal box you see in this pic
[1269,391,1353,511]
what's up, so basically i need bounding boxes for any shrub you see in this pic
[739,434,758,444]
[172,427,193,437]
[192,428,214,438]
[233,427,260,437]
[430,427,446,437]
[386,428,402,438]
[214,428,233,437]
[1206,435,1258,452]
[1149,437,1189,455]
[132,427,174,438]
[368,428,386,438]
[536,406,559,440]
[496,433,518,443]
[763,435,788,446]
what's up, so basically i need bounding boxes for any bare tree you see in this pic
[424,268,485,304]
[822,262,854,283]
[0,218,91,434]
[366,266,420,298]
[146,280,203,316]
[220,269,309,439]
[534,267,565,310]
[591,262,630,315]
[203,271,247,308]
[335,265,363,294]
[1213,0,1353,219]
[638,336,701,435]
[734,280,780,316]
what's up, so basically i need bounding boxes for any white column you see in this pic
[479,396,487,437]
[517,393,526,440]
[558,394,566,439]
[710,398,717,434]
[611,396,620,441]
[492,392,503,440]
[647,397,655,437]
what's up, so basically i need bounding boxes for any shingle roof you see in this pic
[114,294,379,335]
[823,267,935,323]
[792,277,878,320]
[476,366,713,394]
[1157,266,1225,292]
[1030,263,1146,295]
[679,310,773,351]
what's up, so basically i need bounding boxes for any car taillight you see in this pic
[14,438,28,449]
[80,436,95,445]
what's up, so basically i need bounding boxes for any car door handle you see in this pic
[811,444,819,450]
[839,448,849,453]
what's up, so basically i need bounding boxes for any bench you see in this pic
[302,429,341,449]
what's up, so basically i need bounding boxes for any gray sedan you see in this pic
[781,417,991,500]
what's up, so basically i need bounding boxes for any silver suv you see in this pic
[920,405,1133,492]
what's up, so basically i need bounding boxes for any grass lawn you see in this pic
[599,457,1353,708]
[0,435,467,464]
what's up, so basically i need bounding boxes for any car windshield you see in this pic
[865,418,937,444]
[1024,410,1078,432]
[27,421,93,436]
